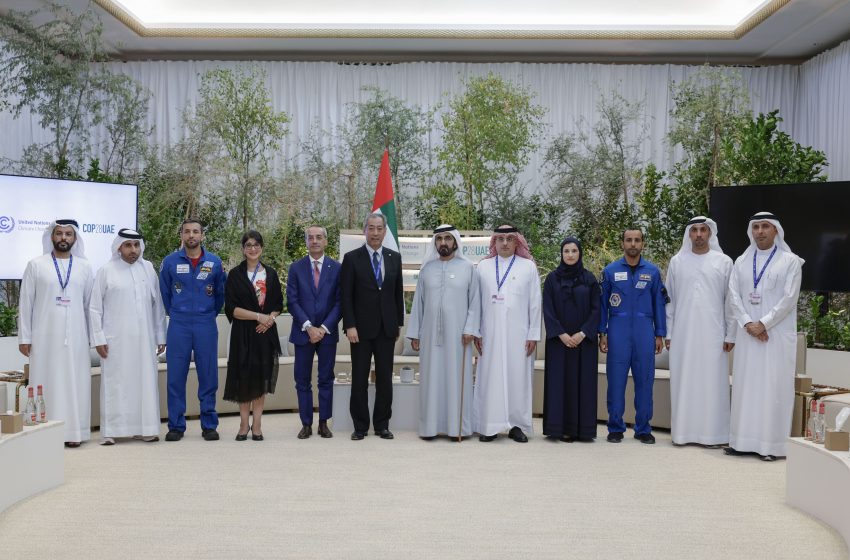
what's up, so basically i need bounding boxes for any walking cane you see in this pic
[458,343,468,442]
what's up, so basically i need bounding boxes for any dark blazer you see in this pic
[287,255,341,346]
[341,245,404,339]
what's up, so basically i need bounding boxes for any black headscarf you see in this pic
[553,237,591,303]
[555,237,585,281]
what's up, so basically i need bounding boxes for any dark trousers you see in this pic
[293,341,336,426]
[349,333,395,433]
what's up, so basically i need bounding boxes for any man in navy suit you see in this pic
[341,212,404,441]
[287,225,341,439]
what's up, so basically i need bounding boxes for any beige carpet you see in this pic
[0,413,845,560]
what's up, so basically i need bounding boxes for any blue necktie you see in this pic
[372,251,383,288]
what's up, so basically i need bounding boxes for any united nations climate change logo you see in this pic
[0,216,15,233]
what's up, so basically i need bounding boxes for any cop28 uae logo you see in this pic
[0,216,14,233]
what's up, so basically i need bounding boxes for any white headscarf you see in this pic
[675,216,724,257]
[744,211,805,264]
[41,219,86,257]
[110,228,145,261]
[421,224,466,266]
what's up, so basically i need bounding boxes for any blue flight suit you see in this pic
[599,257,667,436]
[159,248,226,433]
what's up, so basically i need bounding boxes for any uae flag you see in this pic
[371,149,399,252]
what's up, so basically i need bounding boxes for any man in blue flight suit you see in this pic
[599,229,667,444]
[159,218,226,442]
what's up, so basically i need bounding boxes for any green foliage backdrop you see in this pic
[0,3,844,348]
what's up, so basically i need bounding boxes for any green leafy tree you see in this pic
[413,182,478,230]
[544,91,644,250]
[300,123,364,228]
[0,2,150,178]
[302,88,432,229]
[717,110,828,185]
[136,106,238,269]
[438,73,546,228]
[0,301,17,336]
[667,66,750,217]
[196,67,289,232]
[634,164,680,264]
[344,87,432,227]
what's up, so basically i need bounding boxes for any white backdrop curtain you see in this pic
[0,40,848,184]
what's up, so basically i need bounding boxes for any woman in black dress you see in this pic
[224,230,283,441]
[542,237,601,442]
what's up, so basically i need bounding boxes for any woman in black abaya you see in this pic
[542,237,601,442]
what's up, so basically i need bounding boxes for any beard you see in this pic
[53,239,74,253]
[437,244,457,257]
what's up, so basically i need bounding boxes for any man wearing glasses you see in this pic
[287,225,341,439]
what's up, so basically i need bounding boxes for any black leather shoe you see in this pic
[375,429,394,440]
[508,427,528,443]
[635,433,656,444]
[235,432,248,441]
[607,432,624,443]
[351,431,366,441]
[724,447,745,456]
[202,428,219,441]
[420,436,436,441]
[252,433,264,441]
[478,434,497,442]
[560,435,577,443]
[298,425,312,439]
[165,430,183,442]
[318,420,333,438]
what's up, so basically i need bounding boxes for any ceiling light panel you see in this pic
[106,0,775,29]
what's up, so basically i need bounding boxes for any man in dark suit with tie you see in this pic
[287,225,341,439]
[341,212,404,441]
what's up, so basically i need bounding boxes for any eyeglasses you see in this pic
[243,243,262,249]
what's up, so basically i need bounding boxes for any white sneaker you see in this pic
[133,435,159,442]
[99,437,115,446]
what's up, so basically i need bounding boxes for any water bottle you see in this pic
[815,401,826,443]
[806,399,817,440]
[36,384,46,423]
[24,386,36,426]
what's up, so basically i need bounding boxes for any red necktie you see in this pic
[313,260,320,289]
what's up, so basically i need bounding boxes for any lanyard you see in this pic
[52,253,73,292]
[371,251,382,283]
[495,255,516,292]
[752,246,778,291]
[250,262,261,284]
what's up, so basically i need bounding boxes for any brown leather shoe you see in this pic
[318,420,333,438]
[297,425,312,439]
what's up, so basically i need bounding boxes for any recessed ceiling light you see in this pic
[96,0,787,39]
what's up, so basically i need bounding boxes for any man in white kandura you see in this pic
[407,225,481,440]
[726,211,803,461]
[18,219,94,447]
[473,225,542,443]
[89,229,167,445]
[665,216,735,447]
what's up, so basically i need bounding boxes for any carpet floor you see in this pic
[0,413,845,560]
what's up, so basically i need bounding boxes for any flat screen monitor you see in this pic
[709,182,850,293]
[0,175,138,280]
